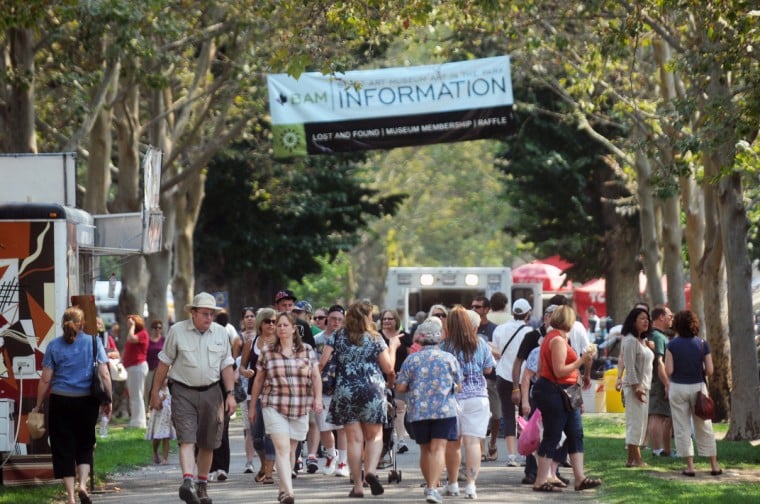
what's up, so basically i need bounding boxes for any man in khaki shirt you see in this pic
[150,292,237,504]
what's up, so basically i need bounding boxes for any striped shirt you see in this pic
[257,343,318,419]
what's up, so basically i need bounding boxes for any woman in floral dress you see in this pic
[327,301,400,498]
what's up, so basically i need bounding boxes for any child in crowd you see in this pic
[145,376,175,464]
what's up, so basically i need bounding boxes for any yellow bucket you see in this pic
[604,368,625,412]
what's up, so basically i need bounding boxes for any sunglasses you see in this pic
[314,316,327,320]
[433,313,447,319]
[263,319,277,325]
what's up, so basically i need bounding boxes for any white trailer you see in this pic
[384,266,543,329]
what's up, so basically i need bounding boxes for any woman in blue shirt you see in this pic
[440,306,496,500]
[34,306,111,504]
[665,310,721,477]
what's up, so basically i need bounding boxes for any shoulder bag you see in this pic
[322,330,341,395]
[694,339,714,420]
[91,335,112,405]
[500,324,528,358]
[108,359,128,381]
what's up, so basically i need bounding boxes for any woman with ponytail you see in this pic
[33,306,111,504]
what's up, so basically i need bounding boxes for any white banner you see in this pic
[267,56,515,157]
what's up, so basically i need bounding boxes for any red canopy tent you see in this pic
[512,261,568,292]
[573,278,608,327]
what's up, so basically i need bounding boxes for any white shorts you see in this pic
[262,406,309,441]
[317,396,343,431]
[458,396,490,438]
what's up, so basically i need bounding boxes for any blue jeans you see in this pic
[252,399,275,459]
[533,378,584,460]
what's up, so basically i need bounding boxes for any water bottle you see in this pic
[99,415,109,438]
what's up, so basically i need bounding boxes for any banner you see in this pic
[268,56,515,158]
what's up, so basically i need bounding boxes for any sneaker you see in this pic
[464,483,477,499]
[244,462,255,474]
[196,482,213,504]
[335,462,349,477]
[306,456,319,474]
[179,479,199,504]
[215,469,228,481]
[506,455,519,467]
[207,471,216,482]
[322,455,336,475]
[444,482,459,496]
[398,439,409,454]
[425,487,443,504]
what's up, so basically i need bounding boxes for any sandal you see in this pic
[348,489,365,498]
[254,469,266,483]
[574,477,602,491]
[533,482,563,492]
[681,470,696,477]
[486,447,498,461]
[78,489,92,504]
[548,478,567,488]
[364,473,384,496]
[710,469,723,476]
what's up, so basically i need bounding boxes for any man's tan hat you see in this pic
[185,292,223,312]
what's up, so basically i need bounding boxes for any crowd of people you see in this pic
[35,285,725,504]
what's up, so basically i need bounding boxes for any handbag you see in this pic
[91,335,112,405]
[26,410,46,440]
[517,408,543,456]
[322,331,341,395]
[695,389,714,420]
[560,383,583,412]
[108,359,128,381]
[233,380,248,403]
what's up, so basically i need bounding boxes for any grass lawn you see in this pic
[582,414,760,503]
[0,414,757,503]
[0,420,155,504]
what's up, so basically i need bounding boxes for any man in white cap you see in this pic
[492,298,534,467]
[150,292,237,504]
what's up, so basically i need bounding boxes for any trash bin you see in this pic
[604,368,625,412]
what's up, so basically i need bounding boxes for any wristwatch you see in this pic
[225,389,233,396]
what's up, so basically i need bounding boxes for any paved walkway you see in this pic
[88,418,599,504]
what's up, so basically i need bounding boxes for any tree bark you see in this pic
[700,158,730,422]
[634,131,664,306]
[3,27,37,153]
[172,170,205,318]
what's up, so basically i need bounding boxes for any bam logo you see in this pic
[278,92,328,106]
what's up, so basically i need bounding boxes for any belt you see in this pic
[170,380,219,392]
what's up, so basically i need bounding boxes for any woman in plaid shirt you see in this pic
[250,312,322,504]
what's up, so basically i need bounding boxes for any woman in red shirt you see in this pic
[122,314,150,428]
[532,306,601,493]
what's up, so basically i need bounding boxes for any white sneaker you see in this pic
[243,462,254,474]
[506,455,519,467]
[207,471,216,482]
[216,469,228,481]
[444,482,459,496]
[322,455,336,475]
[425,487,443,504]
[334,462,349,477]
[464,483,477,499]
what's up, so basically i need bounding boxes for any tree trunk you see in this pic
[3,28,37,153]
[661,195,685,310]
[634,135,664,306]
[700,159,730,423]
[680,174,704,323]
[172,170,205,318]
[113,83,146,327]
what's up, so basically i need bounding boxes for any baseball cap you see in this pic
[512,298,532,315]
[274,289,297,303]
[294,300,313,313]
